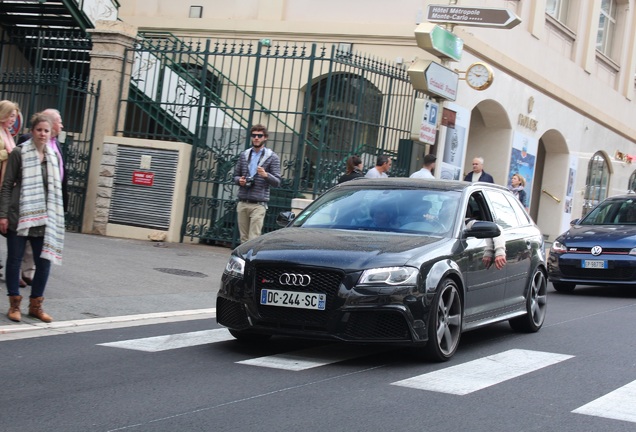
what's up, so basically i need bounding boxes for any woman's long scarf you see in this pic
[17,140,64,265]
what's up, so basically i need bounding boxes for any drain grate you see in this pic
[154,268,208,278]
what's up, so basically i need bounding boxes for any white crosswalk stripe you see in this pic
[97,328,234,352]
[573,380,636,424]
[90,330,636,425]
[391,349,574,395]
[237,344,390,371]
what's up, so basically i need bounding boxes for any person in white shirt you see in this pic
[410,154,436,179]
[365,155,391,178]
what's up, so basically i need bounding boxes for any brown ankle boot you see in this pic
[8,295,22,322]
[28,297,53,323]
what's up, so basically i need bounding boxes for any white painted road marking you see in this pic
[573,380,636,424]
[391,349,574,395]
[237,344,390,371]
[98,328,234,352]
[0,309,216,341]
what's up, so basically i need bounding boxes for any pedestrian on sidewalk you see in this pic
[0,112,65,323]
[233,124,281,243]
[17,108,68,288]
[365,155,392,178]
[0,100,20,279]
[410,154,437,179]
[338,155,364,183]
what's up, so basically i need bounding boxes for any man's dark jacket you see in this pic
[463,170,494,183]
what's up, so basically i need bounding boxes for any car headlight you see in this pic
[630,248,636,256]
[551,241,567,254]
[224,255,245,278]
[359,267,418,286]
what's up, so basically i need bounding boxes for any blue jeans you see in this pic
[5,231,51,298]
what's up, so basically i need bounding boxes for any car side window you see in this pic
[484,190,520,229]
[505,193,532,225]
[466,192,493,222]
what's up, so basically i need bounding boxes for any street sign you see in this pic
[410,98,439,144]
[407,59,458,101]
[426,5,521,29]
[419,100,439,144]
[415,22,463,61]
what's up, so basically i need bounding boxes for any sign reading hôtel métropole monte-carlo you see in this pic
[426,4,521,29]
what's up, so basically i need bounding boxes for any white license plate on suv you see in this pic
[582,260,607,269]
[260,289,326,310]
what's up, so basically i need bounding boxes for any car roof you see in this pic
[334,177,510,193]
[603,192,636,201]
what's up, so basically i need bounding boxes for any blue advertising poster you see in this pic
[509,131,538,207]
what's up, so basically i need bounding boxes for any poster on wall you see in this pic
[509,131,538,207]
[439,103,470,180]
[561,156,577,233]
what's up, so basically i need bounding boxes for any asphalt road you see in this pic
[1,283,635,432]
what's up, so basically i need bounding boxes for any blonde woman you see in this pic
[0,113,65,323]
[509,173,528,210]
[0,100,19,186]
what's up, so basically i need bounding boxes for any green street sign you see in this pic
[415,23,463,62]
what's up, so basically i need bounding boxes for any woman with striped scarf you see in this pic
[0,113,64,323]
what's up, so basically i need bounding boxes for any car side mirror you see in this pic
[276,211,296,227]
[464,221,501,239]
[570,218,579,225]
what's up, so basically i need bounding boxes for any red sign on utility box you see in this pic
[132,171,154,186]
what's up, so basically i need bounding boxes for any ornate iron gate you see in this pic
[119,33,421,246]
[0,28,100,232]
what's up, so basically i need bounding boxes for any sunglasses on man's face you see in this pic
[251,133,265,138]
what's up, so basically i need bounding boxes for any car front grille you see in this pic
[216,297,250,329]
[560,265,636,281]
[342,311,411,341]
[255,267,343,329]
[566,248,631,254]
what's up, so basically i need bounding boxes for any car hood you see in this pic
[236,228,449,271]
[558,224,636,247]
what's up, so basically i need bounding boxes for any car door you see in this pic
[484,190,533,310]
[462,192,507,323]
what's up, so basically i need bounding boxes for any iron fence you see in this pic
[119,33,423,246]
[0,28,99,232]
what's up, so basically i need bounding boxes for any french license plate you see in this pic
[260,289,326,310]
[582,260,607,269]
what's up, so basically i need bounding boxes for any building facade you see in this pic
[119,0,636,242]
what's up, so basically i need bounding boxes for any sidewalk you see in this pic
[0,232,232,333]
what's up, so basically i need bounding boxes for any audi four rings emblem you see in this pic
[279,273,311,286]
[591,245,603,256]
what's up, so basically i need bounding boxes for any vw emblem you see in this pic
[591,245,603,256]
[279,273,311,287]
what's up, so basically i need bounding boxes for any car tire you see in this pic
[229,329,272,342]
[509,269,548,333]
[424,278,463,362]
[552,282,576,293]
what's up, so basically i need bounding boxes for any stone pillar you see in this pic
[83,20,138,234]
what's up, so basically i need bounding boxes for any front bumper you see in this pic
[548,252,636,286]
[216,271,429,344]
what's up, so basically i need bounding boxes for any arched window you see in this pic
[582,152,610,215]
[629,170,636,192]
[308,73,382,155]
[303,73,383,190]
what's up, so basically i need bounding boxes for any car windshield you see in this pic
[580,197,636,225]
[291,188,462,236]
